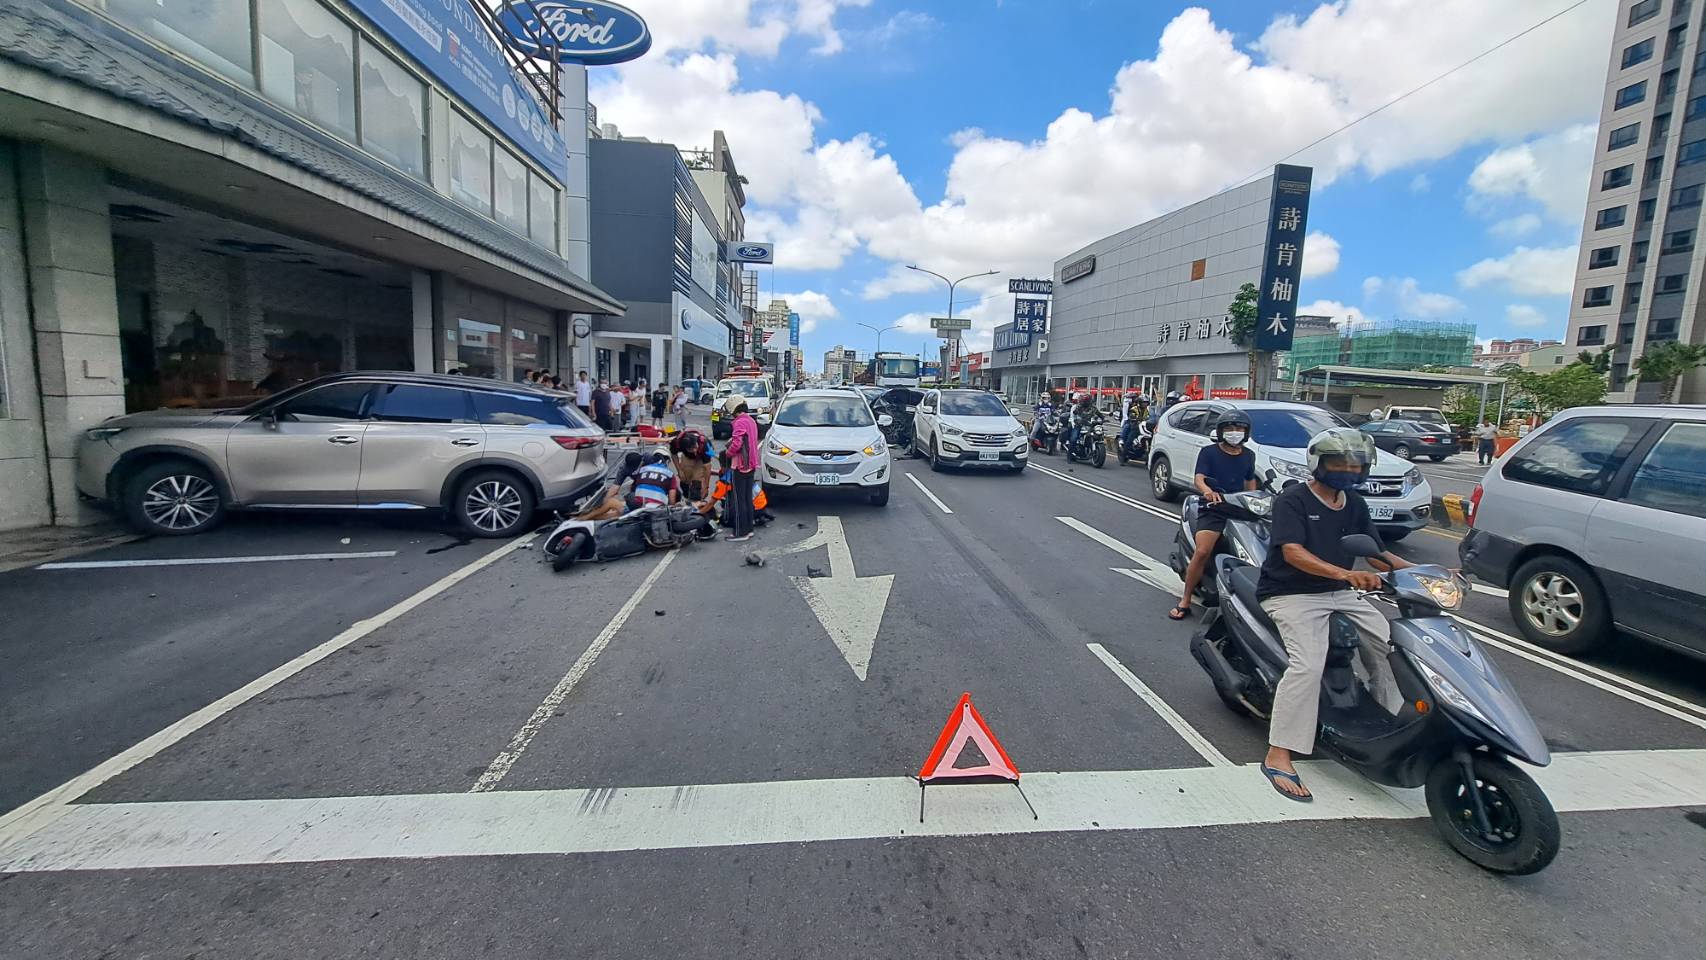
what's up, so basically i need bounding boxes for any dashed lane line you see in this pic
[5,749,1704,872]
[902,472,954,514]
[1029,462,1179,523]
[1088,643,1234,767]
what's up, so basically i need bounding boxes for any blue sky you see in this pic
[592,0,1614,366]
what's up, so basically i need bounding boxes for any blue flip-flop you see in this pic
[1260,764,1314,803]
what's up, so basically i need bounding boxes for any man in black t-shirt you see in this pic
[1170,410,1258,620]
[1255,428,1412,803]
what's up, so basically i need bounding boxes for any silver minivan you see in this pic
[1460,405,1706,657]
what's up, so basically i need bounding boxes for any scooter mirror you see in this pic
[1340,533,1383,558]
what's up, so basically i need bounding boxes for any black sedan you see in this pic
[1359,419,1460,461]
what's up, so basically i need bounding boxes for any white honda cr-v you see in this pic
[761,388,893,506]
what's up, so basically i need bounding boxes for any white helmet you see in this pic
[1305,428,1377,482]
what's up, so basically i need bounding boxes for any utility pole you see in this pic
[908,265,998,384]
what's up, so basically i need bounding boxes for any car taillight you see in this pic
[552,436,599,450]
[1468,483,1483,527]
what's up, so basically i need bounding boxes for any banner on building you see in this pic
[345,0,567,183]
[727,242,775,264]
[1254,164,1313,353]
[788,312,801,347]
[994,329,1030,352]
[1013,298,1048,334]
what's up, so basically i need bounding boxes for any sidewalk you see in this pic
[0,523,139,575]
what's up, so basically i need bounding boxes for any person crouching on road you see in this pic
[1256,428,1411,802]
[627,448,680,511]
[1169,410,1258,621]
[724,400,760,542]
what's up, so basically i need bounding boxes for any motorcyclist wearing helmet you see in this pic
[1147,390,1181,429]
[1070,391,1102,452]
[1119,389,1148,452]
[1255,428,1413,802]
[1031,390,1058,444]
[1169,409,1259,621]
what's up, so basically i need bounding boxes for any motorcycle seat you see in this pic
[1226,565,1280,633]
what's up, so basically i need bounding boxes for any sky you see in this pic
[587,0,1617,367]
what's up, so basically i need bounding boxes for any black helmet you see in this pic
[1210,409,1252,443]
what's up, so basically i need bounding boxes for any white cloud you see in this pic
[1505,304,1549,329]
[1301,231,1339,279]
[773,290,839,334]
[1361,276,1385,300]
[1466,124,1596,222]
[1395,277,1466,317]
[1490,213,1544,239]
[595,1,1618,298]
[1456,245,1578,296]
[1409,174,1431,193]
[1297,299,1367,327]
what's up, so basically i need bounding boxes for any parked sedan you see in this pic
[1360,419,1459,462]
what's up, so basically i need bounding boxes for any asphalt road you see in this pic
[2,450,1704,959]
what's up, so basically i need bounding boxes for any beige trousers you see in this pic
[1260,590,1402,754]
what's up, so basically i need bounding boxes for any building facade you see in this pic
[1565,0,1706,401]
[585,136,744,387]
[823,345,865,384]
[1472,337,1563,370]
[0,0,625,530]
[990,171,1301,407]
[1283,319,1477,377]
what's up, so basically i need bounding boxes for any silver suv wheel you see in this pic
[465,480,524,533]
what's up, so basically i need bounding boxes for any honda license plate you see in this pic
[978,450,1000,461]
[1369,504,1396,521]
[814,474,840,486]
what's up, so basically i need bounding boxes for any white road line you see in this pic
[1469,583,1510,599]
[1450,615,1706,725]
[902,473,954,514]
[0,534,536,847]
[1057,516,1186,596]
[1087,643,1234,767]
[1030,463,1179,523]
[472,549,680,792]
[38,551,398,570]
[6,748,1704,872]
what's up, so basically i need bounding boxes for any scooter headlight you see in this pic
[1413,658,1490,724]
[1412,572,1465,611]
[1244,494,1273,518]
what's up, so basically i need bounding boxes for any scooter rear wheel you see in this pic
[550,531,592,572]
[1424,753,1559,875]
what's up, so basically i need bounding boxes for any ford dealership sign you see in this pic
[727,242,775,264]
[495,2,652,65]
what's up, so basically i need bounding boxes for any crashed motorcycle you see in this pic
[1190,535,1559,874]
[872,387,924,455]
[541,457,714,572]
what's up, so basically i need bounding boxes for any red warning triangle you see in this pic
[918,693,1019,783]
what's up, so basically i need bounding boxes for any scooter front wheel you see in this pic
[1424,753,1559,875]
[550,531,592,572]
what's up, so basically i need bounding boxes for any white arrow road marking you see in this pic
[1057,516,1186,596]
[777,516,893,681]
[6,749,1705,871]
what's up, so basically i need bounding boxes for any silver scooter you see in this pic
[1190,534,1559,874]
[1168,474,1284,606]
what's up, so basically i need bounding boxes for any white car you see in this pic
[1147,399,1434,541]
[710,377,776,440]
[761,388,893,505]
[910,389,1030,473]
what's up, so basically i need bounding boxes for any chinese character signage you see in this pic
[1012,298,1049,334]
[1254,164,1313,352]
[788,312,801,347]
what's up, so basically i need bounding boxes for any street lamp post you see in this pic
[907,265,999,380]
[856,322,900,355]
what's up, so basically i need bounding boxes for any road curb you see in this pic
[1433,493,1469,530]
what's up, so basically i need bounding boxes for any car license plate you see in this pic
[978,450,1000,461]
[814,474,840,486]
[1369,504,1395,521]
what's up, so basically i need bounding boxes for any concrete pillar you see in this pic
[410,269,433,372]
[649,335,665,386]
[18,145,123,525]
[0,141,52,531]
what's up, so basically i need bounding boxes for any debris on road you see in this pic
[744,553,766,567]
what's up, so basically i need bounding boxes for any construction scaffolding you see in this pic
[1281,319,1476,376]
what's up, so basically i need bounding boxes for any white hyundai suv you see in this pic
[910,389,1030,473]
[1148,399,1434,541]
[761,388,893,505]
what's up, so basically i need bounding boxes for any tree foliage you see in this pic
[1632,342,1706,402]
[1577,350,1611,376]
[1227,282,1259,347]
[1502,362,1608,419]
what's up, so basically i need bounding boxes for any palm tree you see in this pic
[1632,342,1706,402]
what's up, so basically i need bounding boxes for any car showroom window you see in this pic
[450,111,494,215]
[104,0,254,85]
[494,147,529,236]
[941,392,1009,417]
[528,172,558,249]
[357,38,426,179]
[259,0,357,142]
[1502,418,1645,495]
[777,398,875,427]
[1624,422,1706,519]
[373,385,473,423]
[276,382,373,421]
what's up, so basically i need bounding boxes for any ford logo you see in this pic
[494,2,652,66]
[737,245,767,259]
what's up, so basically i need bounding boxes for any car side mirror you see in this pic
[261,407,280,430]
[878,414,894,428]
[1340,533,1383,558]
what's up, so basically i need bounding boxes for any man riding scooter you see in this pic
[1069,391,1101,452]
[1256,428,1413,802]
[1168,410,1259,621]
[1031,390,1058,447]
[1118,390,1149,460]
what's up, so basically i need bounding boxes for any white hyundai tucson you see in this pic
[761,388,893,506]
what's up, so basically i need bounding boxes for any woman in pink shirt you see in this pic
[725,400,761,541]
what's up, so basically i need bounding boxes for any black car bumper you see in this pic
[1459,527,1520,588]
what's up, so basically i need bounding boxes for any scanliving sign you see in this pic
[494,1,653,65]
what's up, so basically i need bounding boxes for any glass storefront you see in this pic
[259,0,357,142]
[106,0,255,85]
[509,328,552,382]
[454,318,502,379]
[357,37,426,179]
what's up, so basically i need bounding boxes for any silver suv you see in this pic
[77,373,607,538]
[1461,405,1706,658]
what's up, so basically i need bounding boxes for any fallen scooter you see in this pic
[541,457,714,572]
[1189,535,1559,874]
